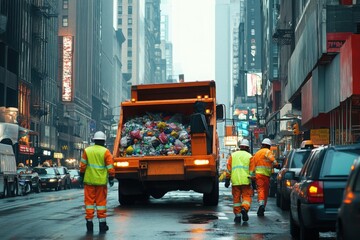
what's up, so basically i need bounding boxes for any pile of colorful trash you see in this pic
[119,112,192,156]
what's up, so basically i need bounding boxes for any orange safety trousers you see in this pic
[84,184,108,220]
[255,173,270,206]
[232,185,253,215]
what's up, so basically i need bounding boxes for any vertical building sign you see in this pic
[62,36,73,101]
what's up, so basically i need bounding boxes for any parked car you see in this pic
[69,169,82,188]
[33,167,62,191]
[287,144,360,240]
[276,147,312,210]
[57,166,71,189]
[336,157,360,240]
[17,167,41,194]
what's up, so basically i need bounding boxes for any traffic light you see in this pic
[293,123,300,135]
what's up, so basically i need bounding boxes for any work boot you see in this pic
[234,215,241,224]
[86,221,93,233]
[257,205,265,217]
[241,208,249,221]
[99,222,109,233]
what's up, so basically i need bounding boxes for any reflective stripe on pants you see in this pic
[255,173,270,206]
[231,185,253,214]
[84,184,108,220]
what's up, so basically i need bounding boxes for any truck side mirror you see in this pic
[216,104,225,121]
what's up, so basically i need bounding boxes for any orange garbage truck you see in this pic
[112,80,224,206]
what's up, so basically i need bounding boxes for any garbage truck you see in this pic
[112,80,224,206]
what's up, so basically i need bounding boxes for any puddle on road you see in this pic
[180,213,218,224]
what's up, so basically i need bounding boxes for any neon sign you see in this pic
[62,36,73,101]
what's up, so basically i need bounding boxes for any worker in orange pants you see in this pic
[80,131,115,233]
[225,139,253,223]
[250,138,280,216]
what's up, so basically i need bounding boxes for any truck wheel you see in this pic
[203,177,219,206]
[3,182,8,198]
[118,188,135,205]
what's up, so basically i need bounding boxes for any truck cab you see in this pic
[0,143,18,198]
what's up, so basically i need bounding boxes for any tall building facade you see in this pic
[0,0,59,165]
[262,0,360,150]
[117,0,162,85]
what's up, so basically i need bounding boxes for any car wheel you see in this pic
[336,219,344,240]
[280,193,290,210]
[269,182,276,197]
[300,224,319,240]
[35,183,41,193]
[276,190,281,207]
[289,210,300,238]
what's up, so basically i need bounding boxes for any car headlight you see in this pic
[49,179,57,182]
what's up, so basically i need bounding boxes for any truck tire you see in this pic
[203,177,219,206]
[118,187,135,205]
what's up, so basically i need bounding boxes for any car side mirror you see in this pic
[284,171,295,180]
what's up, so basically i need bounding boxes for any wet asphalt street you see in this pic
[0,182,335,240]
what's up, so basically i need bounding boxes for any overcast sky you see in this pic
[169,0,215,82]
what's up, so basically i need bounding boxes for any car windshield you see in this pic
[290,151,311,168]
[58,168,65,174]
[320,149,360,177]
[45,168,56,175]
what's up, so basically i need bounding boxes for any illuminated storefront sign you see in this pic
[62,36,73,101]
[19,145,35,155]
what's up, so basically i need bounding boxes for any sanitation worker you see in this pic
[225,139,253,223]
[250,138,280,216]
[79,131,115,233]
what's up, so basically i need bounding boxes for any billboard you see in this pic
[62,36,73,102]
[247,72,262,97]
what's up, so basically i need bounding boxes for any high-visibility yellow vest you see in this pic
[83,145,109,185]
[230,150,252,185]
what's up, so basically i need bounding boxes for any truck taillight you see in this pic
[307,181,324,203]
[194,159,209,165]
[115,161,129,167]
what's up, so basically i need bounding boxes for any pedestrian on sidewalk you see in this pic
[225,139,253,223]
[79,131,115,233]
[250,138,280,217]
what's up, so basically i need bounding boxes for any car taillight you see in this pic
[307,181,324,203]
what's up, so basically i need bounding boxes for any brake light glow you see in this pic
[343,191,354,204]
[194,160,209,165]
[115,161,129,167]
[307,181,324,203]
[285,180,291,187]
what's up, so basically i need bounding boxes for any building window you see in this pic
[127,28,132,37]
[128,39,132,47]
[63,0,69,9]
[128,0,132,4]
[62,16,68,27]
[118,18,122,25]
[127,60,132,70]
[127,50,132,57]
[118,6,122,14]
[128,18,132,26]
[128,6,132,15]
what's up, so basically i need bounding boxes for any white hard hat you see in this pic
[262,138,272,146]
[239,139,250,147]
[93,131,106,141]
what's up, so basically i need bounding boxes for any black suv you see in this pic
[276,148,312,210]
[287,144,360,239]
